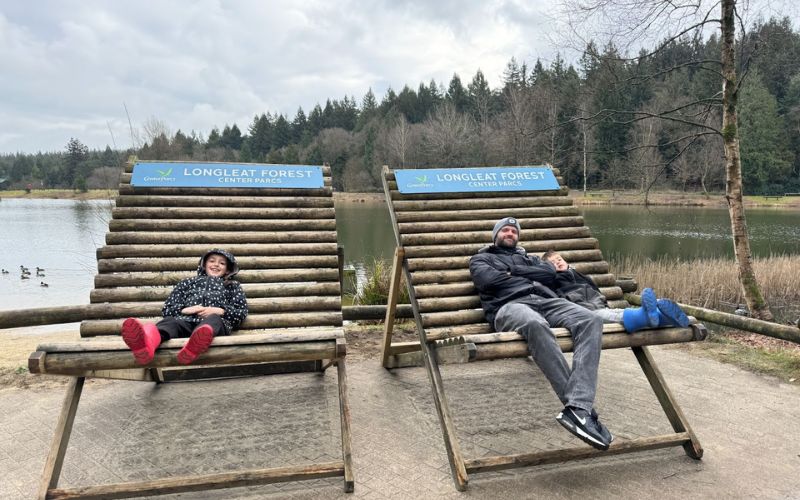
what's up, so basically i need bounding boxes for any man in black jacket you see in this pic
[469,217,611,450]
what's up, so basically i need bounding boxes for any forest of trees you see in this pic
[2,17,800,195]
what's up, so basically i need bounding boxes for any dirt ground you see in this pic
[0,329,77,390]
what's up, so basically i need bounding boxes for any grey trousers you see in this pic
[494,296,604,412]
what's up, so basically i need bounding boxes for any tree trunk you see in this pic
[720,0,773,321]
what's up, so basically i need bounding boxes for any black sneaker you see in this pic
[591,409,614,444]
[556,406,610,451]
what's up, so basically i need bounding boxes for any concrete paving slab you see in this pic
[0,345,798,499]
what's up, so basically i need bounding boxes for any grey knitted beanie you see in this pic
[492,217,521,242]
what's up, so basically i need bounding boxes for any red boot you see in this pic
[121,318,161,365]
[177,324,215,365]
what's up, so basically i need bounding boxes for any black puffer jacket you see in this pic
[161,249,248,331]
[549,268,607,311]
[469,245,558,327]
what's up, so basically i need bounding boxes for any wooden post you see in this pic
[422,341,469,490]
[632,346,703,459]
[336,354,354,493]
[38,377,85,499]
[380,247,405,368]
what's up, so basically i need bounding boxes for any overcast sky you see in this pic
[1,0,795,154]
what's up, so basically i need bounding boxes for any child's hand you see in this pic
[196,306,225,318]
[181,305,204,315]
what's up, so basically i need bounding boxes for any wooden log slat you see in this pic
[68,297,344,320]
[402,238,600,258]
[90,282,341,303]
[46,462,345,500]
[411,273,617,298]
[125,161,332,175]
[97,255,339,273]
[118,185,334,197]
[469,327,705,360]
[120,172,333,187]
[405,250,603,272]
[410,262,609,285]
[80,312,344,336]
[394,205,580,223]
[421,309,485,327]
[115,195,333,208]
[98,243,340,259]
[416,286,623,313]
[105,231,338,245]
[463,434,691,474]
[397,216,585,234]
[108,218,337,232]
[35,342,339,374]
[392,196,571,212]
[400,226,592,246]
[386,177,565,193]
[111,207,335,220]
[38,330,344,353]
[94,269,340,288]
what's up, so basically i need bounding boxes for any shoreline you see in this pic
[2,189,798,208]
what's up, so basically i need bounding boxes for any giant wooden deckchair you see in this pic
[28,160,353,498]
[380,164,707,491]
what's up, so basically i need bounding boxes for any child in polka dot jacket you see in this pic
[121,249,249,365]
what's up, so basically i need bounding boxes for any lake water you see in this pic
[1,198,799,317]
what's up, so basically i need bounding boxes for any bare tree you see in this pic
[385,115,413,168]
[420,102,475,167]
[560,0,775,320]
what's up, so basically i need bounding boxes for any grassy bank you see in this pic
[571,189,800,208]
[3,188,800,208]
[0,189,117,200]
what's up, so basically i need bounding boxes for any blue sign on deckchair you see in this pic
[131,162,324,188]
[394,166,559,193]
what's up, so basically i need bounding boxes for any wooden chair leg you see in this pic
[38,376,85,500]
[336,359,355,493]
[422,341,469,490]
[632,346,703,459]
[380,247,405,368]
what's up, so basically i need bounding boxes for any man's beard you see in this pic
[496,237,517,249]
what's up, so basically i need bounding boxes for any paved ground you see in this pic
[1,346,799,499]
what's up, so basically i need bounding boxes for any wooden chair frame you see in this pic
[28,160,353,498]
[379,165,705,490]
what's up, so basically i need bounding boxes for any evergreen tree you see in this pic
[357,88,378,130]
[738,71,793,193]
[308,104,325,136]
[221,124,243,150]
[445,74,469,113]
[206,128,222,149]
[272,115,292,149]
[64,138,89,188]
[396,85,420,122]
[291,107,308,143]
[247,114,272,161]
[467,69,493,124]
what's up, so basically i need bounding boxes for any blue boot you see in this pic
[641,288,659,326]
[622,288,659,332]
[656,298,690,327]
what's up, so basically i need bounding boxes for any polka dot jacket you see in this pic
[161,249,249,331]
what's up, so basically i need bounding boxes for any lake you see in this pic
[1,198,799,316]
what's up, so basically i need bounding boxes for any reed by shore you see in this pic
[610,254,800,321]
